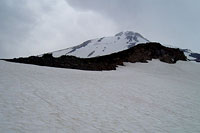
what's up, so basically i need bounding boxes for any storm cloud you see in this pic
[0,0,200,58]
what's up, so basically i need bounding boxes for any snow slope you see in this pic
[0,60,200,133]
[49,31,149,58]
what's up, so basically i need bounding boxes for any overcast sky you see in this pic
[0,0,200,58]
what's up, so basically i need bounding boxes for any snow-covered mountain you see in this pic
[1,31,200,132]
[8,42,187,71]
[42,31,199,62]
[48,31,149,58]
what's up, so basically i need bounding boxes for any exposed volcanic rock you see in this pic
[4,42,187,71]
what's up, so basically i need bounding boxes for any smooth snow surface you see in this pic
[0,60,200,133]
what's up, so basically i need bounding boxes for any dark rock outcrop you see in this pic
[4,42,187,71]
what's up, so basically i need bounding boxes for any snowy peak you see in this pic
[40,31,199,62]
[50,31,149,58]
[115,31,149,46]
[115,31,148,40]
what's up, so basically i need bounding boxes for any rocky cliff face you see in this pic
[5,42,187,71]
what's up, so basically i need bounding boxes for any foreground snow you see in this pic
[0,60,200,133]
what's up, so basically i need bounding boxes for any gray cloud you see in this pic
[0,0,36,57]
[0,0,200,58]
[67,0,200,52]
[0,0,117,58]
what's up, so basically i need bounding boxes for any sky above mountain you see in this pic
[0,0,200,58]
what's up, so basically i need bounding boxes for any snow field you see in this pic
[0,60,200,133]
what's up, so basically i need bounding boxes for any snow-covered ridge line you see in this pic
[46,31,149,58]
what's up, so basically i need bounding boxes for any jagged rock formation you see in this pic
[5,42,187,71]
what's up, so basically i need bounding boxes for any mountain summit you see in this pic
[48,31,149,58]
[42,31,199,62]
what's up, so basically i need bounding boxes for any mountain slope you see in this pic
[48,31,149,58]
[42,31,199,62]
[6,42,187,71]
[0,60,200,132]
